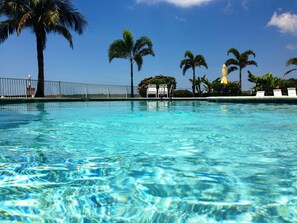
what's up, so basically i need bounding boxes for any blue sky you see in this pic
[1,0,297,90]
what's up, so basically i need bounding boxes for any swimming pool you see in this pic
[0,101,297,222]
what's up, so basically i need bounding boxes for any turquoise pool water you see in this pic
[0,101,297,222]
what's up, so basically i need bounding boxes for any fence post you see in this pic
[107,85,110,98]
[58,81,61,97]
[0,79,1,98]
[126,86,128,98]
[85,83,88,99]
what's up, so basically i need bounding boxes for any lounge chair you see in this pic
[273,89,282,97]
[287,87,296,97]
[146,84,157,98]
[255,91,265,97]
[158,84,168,98]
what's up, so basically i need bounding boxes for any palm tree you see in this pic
[180,51,208,95]
[108,30,155,98]
[283,57,297,77]
[225,48,257,91]
[0,0,87,97]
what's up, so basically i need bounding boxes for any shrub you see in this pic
[138,75,176,97]
[211,81,241,96]
[278,78,297,95]
[173,89,193,97]
[248,71,297,95]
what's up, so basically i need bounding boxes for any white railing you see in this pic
[0,77,138,98]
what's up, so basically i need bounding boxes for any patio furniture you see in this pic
[158,84,168,98]
[255,91,265,97]
[288,87,296,97]
[146,84,157,98]
[273,89,282,97]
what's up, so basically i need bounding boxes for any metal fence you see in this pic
[0,77,138,98]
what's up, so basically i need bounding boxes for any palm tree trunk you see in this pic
[239,68,242,93]
[197,77,201,95]
[130,59,134,98]
[192,68,196,95]
[35,35,45,97]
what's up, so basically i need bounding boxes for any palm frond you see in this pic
[227,48,240,60]
[134,54,143,71]
[184,50,194,60]
[43,9,60,27]
[194,55,208,69]
[247,70,258,83]
[243,50,256,58]
[17,11,32,34]
[227,66,238,74]
[286,57,297,66]
[51,25,73,48]
[247,60,258,67]
[182,63,191,76]
[55,0,87,34]
[137,48,154,58]
[225,58,239,67]
[108,39,129,62]
[0,19,16,43]
[134,36,152,51]
[283,68,297,77]
[0,0,22,17]
[180,58,191,69]
[122,29,134,53]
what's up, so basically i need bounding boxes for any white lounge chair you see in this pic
[146,84,157,98]
[287,87,296,97]
[158,84,168,98]
[256,91,265,97]
[273,89,282,97]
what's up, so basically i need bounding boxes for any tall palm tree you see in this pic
[0,0,87,97]
[225,48,257,91]
[180,51,208,95]
[283,57,297,77]
[108,30,155,98]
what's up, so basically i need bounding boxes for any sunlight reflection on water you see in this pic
[0,101,297,222]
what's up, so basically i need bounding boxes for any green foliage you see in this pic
[200,75,221,94]
[180,50,208,95]
[248,71,280,95]
[225,48,257,91]
[189,77,203,96]
[211,81,241,96]
[0,0,87,97]
[173,89,193,97]
[248,71,297,95]
[279,79,297,95]
[190,76,241,96]
[286,57,297,66]
[284,57,297,77]
[138,75,176,97]
[108,30,155,97]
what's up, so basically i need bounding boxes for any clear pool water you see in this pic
[0,101,297,222]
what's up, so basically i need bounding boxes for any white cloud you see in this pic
[222,0,250,15]
[267,12,297,36]
[242,0,249,10]
[136,0,214,8]
[286,43,297,50]
[223,0,233,14]
[175,16,187,22]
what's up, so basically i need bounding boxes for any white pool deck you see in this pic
[207,96,297,103]
[1,96,297,104]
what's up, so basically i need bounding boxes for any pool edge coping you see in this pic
[1,96,297,105]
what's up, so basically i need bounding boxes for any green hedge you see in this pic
[173,90,193,97]
[138,75,176,97]
[210,81,241,96]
